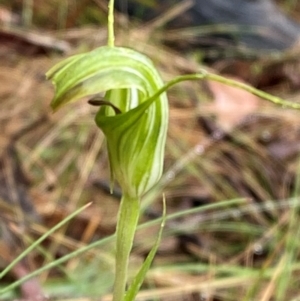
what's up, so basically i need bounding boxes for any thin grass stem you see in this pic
[0,202,91,281]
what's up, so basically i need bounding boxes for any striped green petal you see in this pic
[47,46,169,197]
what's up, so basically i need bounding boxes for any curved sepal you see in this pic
[47,46,169,197]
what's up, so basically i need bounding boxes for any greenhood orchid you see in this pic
[47,46,168,199]
[47,45,169,301]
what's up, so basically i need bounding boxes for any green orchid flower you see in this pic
[47,46,168,199]
[47,45,168,301]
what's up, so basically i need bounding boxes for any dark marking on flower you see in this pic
[88,97,122,114]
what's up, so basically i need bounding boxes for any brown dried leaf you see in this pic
[204,77,260,131]
[0,6,20,26]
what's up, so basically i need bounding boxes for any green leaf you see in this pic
[124,197,166,301]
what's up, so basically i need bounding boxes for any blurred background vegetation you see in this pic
[1,0,300,300]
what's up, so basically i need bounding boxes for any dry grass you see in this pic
[1,1,300,300]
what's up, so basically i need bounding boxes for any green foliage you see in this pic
[124,198,166,301]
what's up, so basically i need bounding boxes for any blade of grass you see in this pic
[0,202,91,280]
[4,196,299,296]
[275,159,300,300]
[0,198,244,295]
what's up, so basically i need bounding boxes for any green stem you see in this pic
[145,70,300,110]
[108,0,115,47]
[113,195,140,301]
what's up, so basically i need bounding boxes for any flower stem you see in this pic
[113,195,140,301]
[108,0,115,47]
[143,71,300,111]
